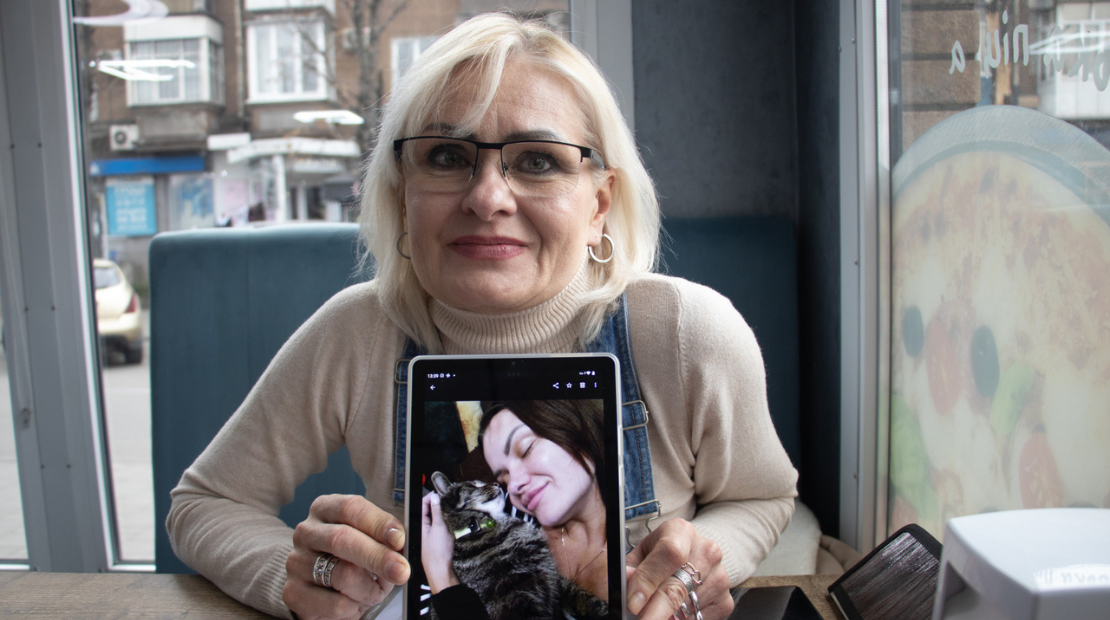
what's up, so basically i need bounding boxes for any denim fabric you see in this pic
[392,293,659,522]
[583,293,660,521]
[393,338,425,506]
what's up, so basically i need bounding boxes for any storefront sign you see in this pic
[106,176,156,236]
[170,174,214,230]
[90,155,205,176]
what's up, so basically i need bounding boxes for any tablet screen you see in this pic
[405,354,625,620]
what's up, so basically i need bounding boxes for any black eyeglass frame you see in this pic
[392,136,607,175]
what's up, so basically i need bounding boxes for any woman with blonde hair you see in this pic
[168,12,797,620]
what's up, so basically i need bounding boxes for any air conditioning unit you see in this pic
[109,124,140,151]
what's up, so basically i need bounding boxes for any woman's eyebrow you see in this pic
[418,123,566,143]
[503,423,525,456]
[420,121,461,137]
[503,128,565,142]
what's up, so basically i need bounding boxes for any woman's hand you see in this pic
[420,492,460,593]
[625,519,734,620]
[283,494,411,620]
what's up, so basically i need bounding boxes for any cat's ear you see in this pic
[431,471,452,495]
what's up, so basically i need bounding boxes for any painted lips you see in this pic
[449,236,527,259]
[521,481,548,513]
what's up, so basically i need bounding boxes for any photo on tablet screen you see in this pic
[404,355,625,620]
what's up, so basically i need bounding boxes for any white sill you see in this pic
[127,100,222,107]
[246,94,331,105]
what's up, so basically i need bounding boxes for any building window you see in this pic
[391,35,437,81]
[245,0,335,13]
[162,0,212,12]
[127,38,223,106]
[248,20,330,102]
[1036,3,1110,119]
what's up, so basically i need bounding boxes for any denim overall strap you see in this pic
[585,292,660,522]
[393,338,426,506]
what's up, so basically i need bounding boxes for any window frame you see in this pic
[125,37,224,107]
[246,18,332,104]
[390,35,437,83]
[837,0,887,553]
[0,0,114,572]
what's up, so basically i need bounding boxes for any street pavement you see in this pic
[0,311,153,562]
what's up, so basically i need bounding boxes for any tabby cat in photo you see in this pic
[429,471,608,620]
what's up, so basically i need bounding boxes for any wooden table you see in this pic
[0,571,273,619]
[0,571,843,619]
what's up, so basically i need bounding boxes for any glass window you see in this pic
[47,0,571,569]
[126,38,222,106]
[169,173,216,230]
[391,35,438,81]
[245,0,335,11]
[886,1,1110,541]
[94,265,122,289]
[247,20,329,101]
[163,0,212,12]
[0,294,26,560]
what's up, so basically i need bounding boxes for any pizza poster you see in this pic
[889,106,1110,539]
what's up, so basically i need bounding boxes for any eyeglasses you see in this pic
[393,136,606,197]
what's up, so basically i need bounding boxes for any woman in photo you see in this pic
[420,400,609,616]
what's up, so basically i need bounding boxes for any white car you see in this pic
[94,258,143,364]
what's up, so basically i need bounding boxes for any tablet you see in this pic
[826,524,942,620]
[732,586,825,620]
[404,354,626,620]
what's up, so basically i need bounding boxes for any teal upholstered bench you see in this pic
[149,217,800,573]
[149,223,370,574]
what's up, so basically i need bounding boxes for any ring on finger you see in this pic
[689,591,704,620]
[680,561,704,586]
[672,566,699,594]
[313,553,340,589]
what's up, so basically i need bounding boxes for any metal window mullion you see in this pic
[873,0,893,551]
[293,24,304,95]
[839,0,887,553]
[125,41,135,106]
[200,37,210,103]
[0,0,110,572]
[322,21,333,100]
[0,7,46,567]
[174,39,185,102]
[246,25,257,98]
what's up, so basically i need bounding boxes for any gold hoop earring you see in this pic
[588,233,614,264]
[396,232,411,260]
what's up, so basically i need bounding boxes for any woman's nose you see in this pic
[461,150,517,220]
[506,465,528,495]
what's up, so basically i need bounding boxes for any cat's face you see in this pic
[431,473,507,532]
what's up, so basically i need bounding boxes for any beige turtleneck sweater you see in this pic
[167,267,798,619]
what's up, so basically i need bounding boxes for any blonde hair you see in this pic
[358,12,659,352]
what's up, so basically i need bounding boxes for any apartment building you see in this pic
[79,0,567,286]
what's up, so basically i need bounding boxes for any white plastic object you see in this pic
[932,508,1110,620]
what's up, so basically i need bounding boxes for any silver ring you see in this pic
[672,567,698,594]
[313,553,340,589]
[680,561,704,585]
[689,590,703,620]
